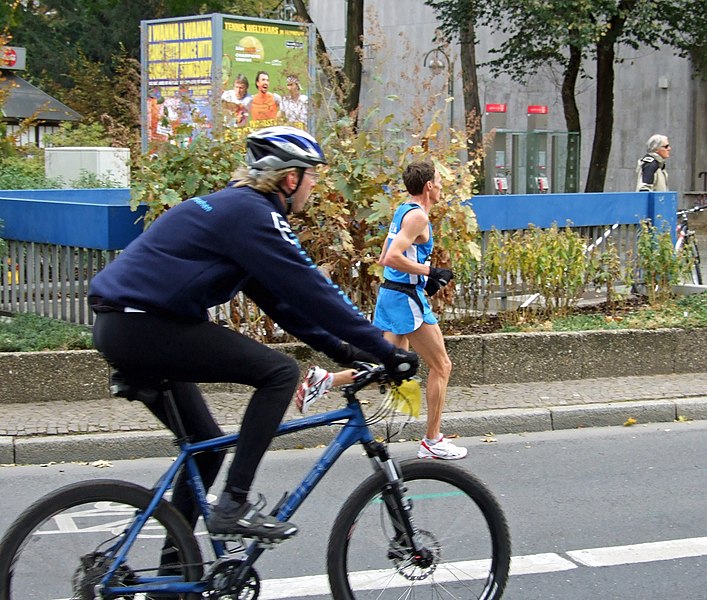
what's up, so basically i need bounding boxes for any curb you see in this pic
[3,397,706,465]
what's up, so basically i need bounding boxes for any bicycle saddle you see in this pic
[109,368,167,405]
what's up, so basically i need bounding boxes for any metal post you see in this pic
[423,46,453,129]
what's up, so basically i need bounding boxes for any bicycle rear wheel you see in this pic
[327,460,510,600]
[0,479,203,600]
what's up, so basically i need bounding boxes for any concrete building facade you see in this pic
[309,0,706,198]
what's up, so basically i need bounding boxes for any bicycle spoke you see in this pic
[328,461,510,600]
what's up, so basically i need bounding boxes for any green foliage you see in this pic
[635,220,691,304]
[478,225,593,319]
[43,122,111,148]
[0,313,93,352]
[0,154,62,189]
[497,292,707,334]
[587,241,626,307]
[131,132,248,226]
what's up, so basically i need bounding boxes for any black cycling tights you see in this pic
[93,311,299,525]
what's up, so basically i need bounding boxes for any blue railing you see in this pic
[0,189,679,324]
[469,191,677,235]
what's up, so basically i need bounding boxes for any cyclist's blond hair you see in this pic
[231,166,299,194]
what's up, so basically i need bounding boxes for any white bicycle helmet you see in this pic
[246,126,327,171]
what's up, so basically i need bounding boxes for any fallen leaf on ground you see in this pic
[90,460,113,468]
[623,417,637,426]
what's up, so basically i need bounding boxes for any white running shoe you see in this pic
[295,366,334,414]
[417,436,468,460]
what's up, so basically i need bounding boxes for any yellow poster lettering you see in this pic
[181,61,211,79]
[225,22,247,32]
[182,19,212,39]
[244,24,279,34]
[149,23,179,42]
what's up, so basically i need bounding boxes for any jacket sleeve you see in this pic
[223,199,394,361]
[241,277,344,358]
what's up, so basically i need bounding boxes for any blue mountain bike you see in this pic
[0,364,511,599]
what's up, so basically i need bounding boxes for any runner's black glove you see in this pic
[331,342,379,367]
[425,266,454,297]
[383,348,419,382]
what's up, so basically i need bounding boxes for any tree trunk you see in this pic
[458,19,482,166]
[561,43,581,192]
[584,0,638,192]
[342,0,364,124]
[291,0,346,106]
[585,39,616,192]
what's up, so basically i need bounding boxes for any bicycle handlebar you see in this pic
[677,204,707,218]
[347,362,390,393]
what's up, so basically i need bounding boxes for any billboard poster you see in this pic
[144,17,214,149]
[221,17,310,131]
[141,14,313,151]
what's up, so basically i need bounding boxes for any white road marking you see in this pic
[566,536,707,567]
[256,537,707,599]
[51,536,707,600]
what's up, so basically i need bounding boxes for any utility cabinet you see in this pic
[45,147,130,188]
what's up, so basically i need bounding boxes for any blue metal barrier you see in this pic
[0,188,146,251]
[468,191,677,236]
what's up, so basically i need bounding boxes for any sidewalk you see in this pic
[2,372,707,465]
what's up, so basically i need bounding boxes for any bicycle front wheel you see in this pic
[0,479,203,600]
[327,460,511,600]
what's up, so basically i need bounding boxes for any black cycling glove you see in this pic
[382,348,419,382]
[331,341,379,367]
[425,266,454,297]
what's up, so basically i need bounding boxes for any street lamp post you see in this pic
[422,46,454,128]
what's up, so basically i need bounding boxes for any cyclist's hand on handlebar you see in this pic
[383,348,418,382]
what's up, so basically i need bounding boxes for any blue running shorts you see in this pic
[373,286,438,335]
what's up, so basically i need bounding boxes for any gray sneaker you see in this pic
[207,494,298,542]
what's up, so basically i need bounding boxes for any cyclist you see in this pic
[88,126,417,544]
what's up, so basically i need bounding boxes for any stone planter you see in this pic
[2,328,707,404]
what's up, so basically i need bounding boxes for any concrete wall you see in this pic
[309,0,706,195]
[3,328,707,404]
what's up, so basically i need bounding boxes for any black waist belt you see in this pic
[89,296,126,313]
[381,279,424,312]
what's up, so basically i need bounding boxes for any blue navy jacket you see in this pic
[89,185,393,360]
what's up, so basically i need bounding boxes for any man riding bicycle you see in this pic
[88,126,417,544]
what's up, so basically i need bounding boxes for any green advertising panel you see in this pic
[221,17,309,130]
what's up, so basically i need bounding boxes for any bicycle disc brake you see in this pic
[387,530,441,580]
[205,557,260,599]
[72,552,136,599]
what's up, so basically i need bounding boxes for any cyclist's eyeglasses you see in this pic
[662,144,671,149]
[305,171,320,181]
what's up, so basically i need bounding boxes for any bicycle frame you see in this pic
[99,388,387,597]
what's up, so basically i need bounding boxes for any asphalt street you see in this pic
[1,423,705,599]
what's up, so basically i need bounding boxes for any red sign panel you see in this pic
[1,47,17,67]
[486,103,507,113]
[527,105,548,115]
[0,46,26,70]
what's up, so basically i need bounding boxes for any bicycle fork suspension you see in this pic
[364,442,428,561]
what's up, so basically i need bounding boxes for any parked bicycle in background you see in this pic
[675,205,707,285]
